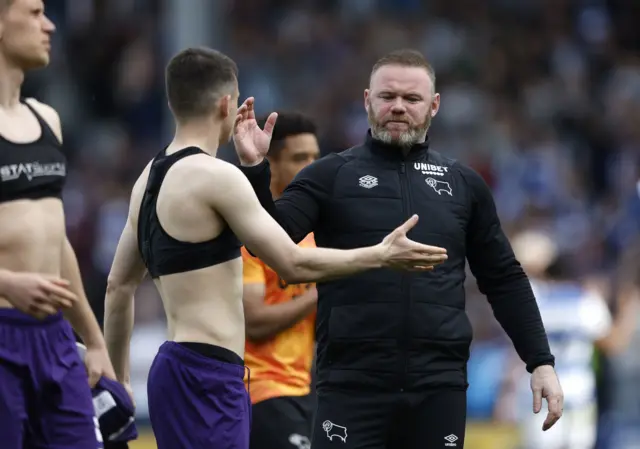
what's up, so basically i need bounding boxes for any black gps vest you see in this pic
[137,147,241,278]
[0,100,66,203]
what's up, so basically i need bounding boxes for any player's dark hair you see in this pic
[258,112,317,159]
[371,49,436,90]
[165,47,238,121]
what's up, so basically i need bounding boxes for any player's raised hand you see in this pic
[531,365,564,431]
[233,96,278,166]
[378,215,448,271]
[0,271,77,319]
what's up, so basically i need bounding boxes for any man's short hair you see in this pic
[165,47,238,120]
[257,112,317,158]
[371,49,436,90]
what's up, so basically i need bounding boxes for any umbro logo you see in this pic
[288,433,311,449]
[358,175,378,189]
[444,434,458,446]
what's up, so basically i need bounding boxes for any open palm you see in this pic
[233,96,278,166]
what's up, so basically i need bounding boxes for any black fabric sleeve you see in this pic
[238,153,343,243]
[459,164,555,373]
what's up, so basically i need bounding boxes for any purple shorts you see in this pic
[147,341,251,449]
[0,309,100,449]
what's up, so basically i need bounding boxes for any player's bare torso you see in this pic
[0,101,66,309]
[130,152,245,357]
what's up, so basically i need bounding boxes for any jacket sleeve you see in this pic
[459,164,555,373]
[238,153,342,243]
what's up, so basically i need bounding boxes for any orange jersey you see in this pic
[242,234,317,404]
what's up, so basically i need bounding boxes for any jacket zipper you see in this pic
[398,161,412,391]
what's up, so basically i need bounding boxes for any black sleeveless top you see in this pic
[0,100,66,203]
[137,146,242,279]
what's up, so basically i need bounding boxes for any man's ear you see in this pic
[431,93,441,117]
[219,94,231,119]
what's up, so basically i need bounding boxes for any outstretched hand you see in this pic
[232,97,278,166]
[379,215,448,271]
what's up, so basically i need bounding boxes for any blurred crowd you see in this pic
[25,0,640,448]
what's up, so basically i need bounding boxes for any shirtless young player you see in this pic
[103,46,448,449]
[0,1,115,448]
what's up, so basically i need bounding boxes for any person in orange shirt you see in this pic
[243,113,320,449]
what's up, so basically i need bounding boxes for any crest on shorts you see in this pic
[288,434,311,449]
[322,420,348,442]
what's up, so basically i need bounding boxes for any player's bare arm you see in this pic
[60,238,116,385]
[198,159,448,283]
[104,170,149,385]
[29,98,116,385]
[243,282,316,342]
[231,98,447,277]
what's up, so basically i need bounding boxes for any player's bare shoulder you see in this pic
[24,98,62,143]
[128,152,248,226]
[175,155,248,202]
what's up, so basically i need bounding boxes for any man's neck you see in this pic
[169,139,219,158]
[172,122,222,157]
[0,58,25,108]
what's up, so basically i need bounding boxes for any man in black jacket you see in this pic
[232,49,564,449]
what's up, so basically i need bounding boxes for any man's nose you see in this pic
[43,16,56,33]
[390,98,407,114]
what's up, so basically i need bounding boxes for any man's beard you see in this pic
[368,107,431,148]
